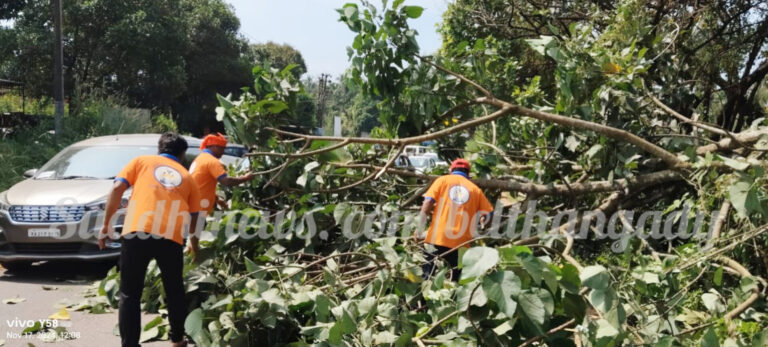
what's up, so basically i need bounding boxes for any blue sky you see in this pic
[224,0,448,78]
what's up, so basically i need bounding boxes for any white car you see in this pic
[0,134,237,270]
[408,156,437,174]
[421,152,448,167]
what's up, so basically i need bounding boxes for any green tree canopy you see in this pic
[248,41,308,78]
[0,0,253,135]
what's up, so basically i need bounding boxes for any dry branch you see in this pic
[696,129,768,154]
[334,163,682,197]
[483,98,687,168]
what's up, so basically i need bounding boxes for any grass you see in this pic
[0,93,60,116]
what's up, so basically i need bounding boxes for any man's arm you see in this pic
[419,198,435,224]
[186,180,203,262]
[187,213,200,262]
[218,172,255,187]
[99,181,128,249]
[415,198,435,241]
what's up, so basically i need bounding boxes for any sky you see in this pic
[224,0,448,78]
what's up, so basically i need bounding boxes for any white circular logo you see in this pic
[448,185,470,205]
[154,166,183,188]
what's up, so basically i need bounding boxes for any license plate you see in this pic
[28,228,61,238]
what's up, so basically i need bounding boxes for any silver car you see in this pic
[0,134,233,270]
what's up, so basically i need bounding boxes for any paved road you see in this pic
[0,261,166,346]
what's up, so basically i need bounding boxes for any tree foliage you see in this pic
[91,0,768,345]
[249,42,308,78]
[0,0,252,134]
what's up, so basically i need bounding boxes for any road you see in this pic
[0,261,166,346]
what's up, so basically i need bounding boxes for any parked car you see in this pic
[0,133,235,270]
[404,145,431,156]
[421,152,448,167]
[409,156,437,174]
[394,154,412,169]
[224,144,248,158]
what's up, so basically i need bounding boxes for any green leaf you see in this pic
[524,36,555,55]
[403,6,424,18]
[701,292,725,313]
[717,155,749,171]
[589,289,617,313]
[580,265,610,291]
[21,322,42,334]
[143,316,164,331]
[460,247,499,283]
[713,266,723,287]
[184,308,204,341]
[482,271,521,318]
[492,320,516,335]
[562,293,587,321]
[266,101,289,114]
[740,276,758,293]
[595,318,619,339]
[654,336,675,347]
[559,263,581,294]
[586,144,603,159]
[343,4,358,19]
[728,180,763,217]
[245,257,258,273]
[304,161,320,172]
[517,252,544,284]
[700,327,719,347]
[518,292,546,326]
[139,326,160,343]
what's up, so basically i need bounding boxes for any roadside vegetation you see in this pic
[84,0,768,346]
[3,0,768,345]
[0,95,178,191]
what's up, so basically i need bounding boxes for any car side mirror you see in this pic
[23,169,37,178]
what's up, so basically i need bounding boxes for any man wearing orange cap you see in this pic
[418,158,493,281]
[190,133,255,214]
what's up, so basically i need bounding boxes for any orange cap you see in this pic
[450,158,470,171]
[200,133,228,150]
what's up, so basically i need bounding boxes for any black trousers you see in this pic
[119,233,186,346]
[422,244,460,281]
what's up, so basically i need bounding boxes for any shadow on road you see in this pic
[0,260,116,285]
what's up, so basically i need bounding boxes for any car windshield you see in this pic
[224,146,247,157]
[35,145,158,180]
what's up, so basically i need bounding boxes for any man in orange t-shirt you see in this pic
[190,133,254,214]
[418,158,494,281]
[99,132,201,347]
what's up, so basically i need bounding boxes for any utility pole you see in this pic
[315,73,330,133]
[52,0,64,138]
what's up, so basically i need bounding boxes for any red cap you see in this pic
[200,133,228,150]
[450,158,471,171]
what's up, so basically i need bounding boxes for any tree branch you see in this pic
[417,55,493,98]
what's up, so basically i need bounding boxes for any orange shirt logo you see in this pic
[154,166,183,188]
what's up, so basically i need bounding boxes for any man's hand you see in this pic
[186,236,200,263]
[216,197,228,210]
[185,246,198,263]
[98,225,111,250]
[241,171,255,181]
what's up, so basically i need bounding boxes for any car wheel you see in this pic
[0,261,33,272]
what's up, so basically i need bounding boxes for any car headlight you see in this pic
[86,190,132,211]
[0,191,10,211]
